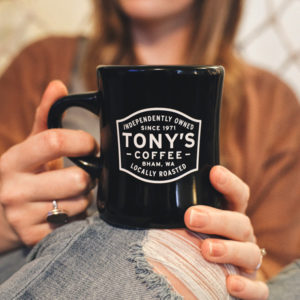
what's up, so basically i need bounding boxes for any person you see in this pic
[0,0,299,299]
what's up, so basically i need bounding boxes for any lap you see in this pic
[268,259,300,300]
[0,247,30,284]
[0,214,236,300]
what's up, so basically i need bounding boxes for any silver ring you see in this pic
[46,200,69,224]
[260,248,267,257]
[255,248,267,271]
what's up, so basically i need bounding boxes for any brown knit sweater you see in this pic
[0,36,299,279]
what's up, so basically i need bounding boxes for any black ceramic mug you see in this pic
[48,65,224,228]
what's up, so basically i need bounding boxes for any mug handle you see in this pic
[47,91,103,178]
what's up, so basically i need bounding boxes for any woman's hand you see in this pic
[0,80,97,251]
[184,166,269,300]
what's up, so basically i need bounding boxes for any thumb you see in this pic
[31,80,68,135]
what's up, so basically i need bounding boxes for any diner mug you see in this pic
[48,65,224,228]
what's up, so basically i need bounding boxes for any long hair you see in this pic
[83,0,245,161]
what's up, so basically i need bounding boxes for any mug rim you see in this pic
[96,65,224,73]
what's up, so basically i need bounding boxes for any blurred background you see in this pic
[0,0,299,98]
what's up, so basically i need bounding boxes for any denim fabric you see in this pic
[0,247,30,284]
[268,259,300,300]
[0,214,181,300]
[2,214,299,299]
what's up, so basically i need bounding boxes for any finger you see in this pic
[4,195,91,234]
[210,165,250,212]
[17,222,54,246]
[184,206,255,242]
[34,167,93,201]
[1,167,93,204]
[227,275,269,300]
[35,196,91,224]
[4,129,98,172]
[31,80,68,135]
[201,239,261,271]
[46,158,64,171]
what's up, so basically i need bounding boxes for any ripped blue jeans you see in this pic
[0,214,236,300]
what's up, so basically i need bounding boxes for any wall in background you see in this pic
[0,0,299,98]
[0,0,92,73]
[237,0,300,98]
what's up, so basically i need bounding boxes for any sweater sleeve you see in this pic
[0,36,78,155]
[242,67,300,279]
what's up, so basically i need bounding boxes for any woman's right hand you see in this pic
[184,166,269,300]
[0,80,98,252]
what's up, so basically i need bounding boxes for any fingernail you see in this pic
[189,210,209,227]
[208,241,225,257]
[216,167,227,185]
[231,277,245,292]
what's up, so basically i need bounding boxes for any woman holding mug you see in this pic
[0,0,299,299]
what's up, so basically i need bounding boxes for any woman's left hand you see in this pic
[184,165,269,300]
